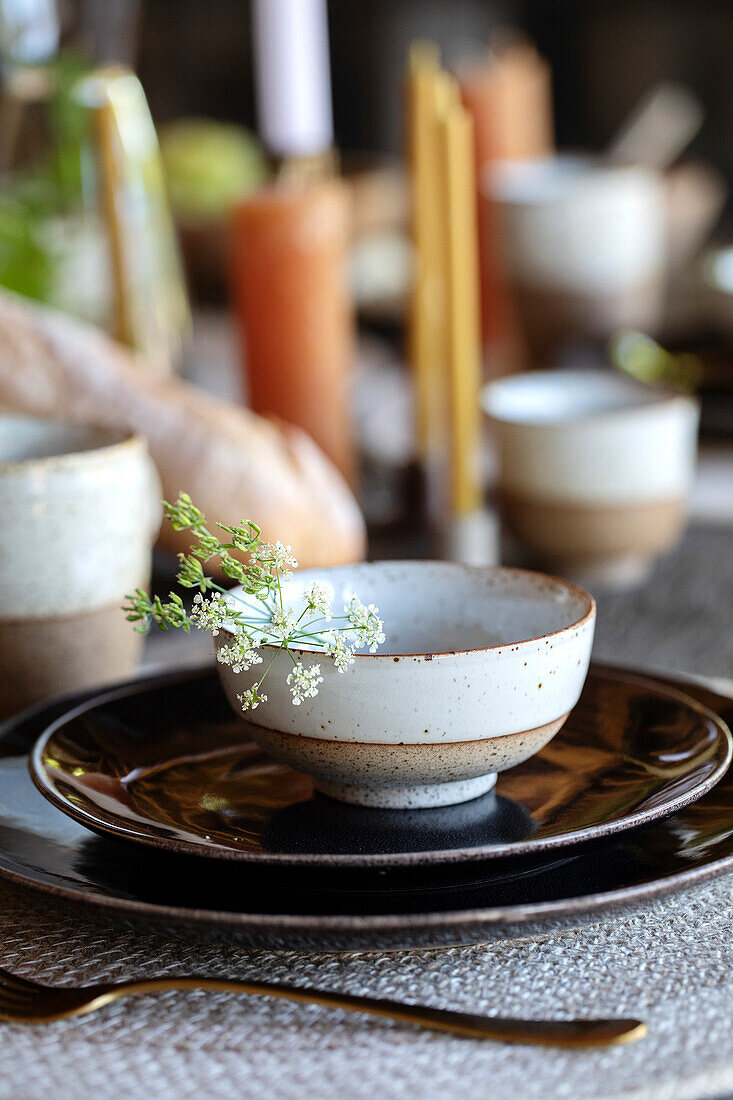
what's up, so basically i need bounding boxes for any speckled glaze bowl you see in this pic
[0,415,161,717]
[215,562,596,808]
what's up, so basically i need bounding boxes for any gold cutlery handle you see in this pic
[82,977,646,1047]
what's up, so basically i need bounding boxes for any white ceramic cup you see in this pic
[216,561,596,809]
[0,416,161,716]
[483,369,700,586]
[484,156,666,357]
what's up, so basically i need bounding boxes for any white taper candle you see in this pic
[252,0,334,158]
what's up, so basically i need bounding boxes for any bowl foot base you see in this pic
[314,773,497,809]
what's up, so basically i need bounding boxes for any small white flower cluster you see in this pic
[132,494,388,717]
[190,592,228,635]
[237,685,267,711]
[345,595,386,653]
[304,581,333,620]
[250,540,298,582]
[218,581,384,714]
[269,605,296,641]
[216,633,263,673]
[327,633,356,673]
[286,662,324,705]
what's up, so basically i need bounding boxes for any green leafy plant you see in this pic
[123,493,385,711]
[0,50,91,301]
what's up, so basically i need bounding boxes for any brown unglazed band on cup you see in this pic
[499,490,686,559]
[245,715,568,789]
[0,603,145,719]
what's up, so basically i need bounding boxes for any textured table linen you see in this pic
[1,873,733,1100]
[3,523,733,1099]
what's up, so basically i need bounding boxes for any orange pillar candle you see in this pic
[230,178,355,482]
[458,43,554,165]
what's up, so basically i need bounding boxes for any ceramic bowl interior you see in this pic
[0,416,129,466]
[486,154,593,201]
[230,562,591,656]
[486,155,657,205]
[482,368,672,427]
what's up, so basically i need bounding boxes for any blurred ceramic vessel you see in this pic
[485,156,666,360]
[0,416,161,717]
[215,561,595,809]
[483,369,700,587]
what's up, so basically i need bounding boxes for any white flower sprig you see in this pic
[123,493,385,712]
[287,663,324,705]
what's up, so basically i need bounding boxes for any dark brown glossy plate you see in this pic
[29,665,732,868]
[1,664,733,950]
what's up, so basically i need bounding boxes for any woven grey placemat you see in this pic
[1,871,732,1100]
[591,524,733,681]
[3,524,733,1100]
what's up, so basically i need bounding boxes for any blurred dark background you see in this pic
[134,0,733,224]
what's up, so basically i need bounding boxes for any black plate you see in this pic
[1,664,733,951]
[28,666,731,867]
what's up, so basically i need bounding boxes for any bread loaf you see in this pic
[0,292,366,566]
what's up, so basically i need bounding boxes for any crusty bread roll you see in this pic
[0,292,366,566]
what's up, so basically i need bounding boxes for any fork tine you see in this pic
[0,981,38,1002]
[0,978,44,1009]
[0,967,44,992]
[0,984,35,1004]
[0,993,35,1011]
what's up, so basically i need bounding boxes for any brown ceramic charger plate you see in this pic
[29,664,732,869]
[0,663,728,949]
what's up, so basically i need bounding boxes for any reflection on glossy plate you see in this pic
[0,664,730,949]
[29,665,732,868]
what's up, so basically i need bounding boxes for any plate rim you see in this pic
[26,662,733,869]
[0,663,732,939]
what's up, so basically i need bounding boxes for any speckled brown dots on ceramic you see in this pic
[216,562,596,808]
[247,715,568,808]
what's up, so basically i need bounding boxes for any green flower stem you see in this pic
[123,493,385,714]
[211,582,278,619]
[255,642,286,690]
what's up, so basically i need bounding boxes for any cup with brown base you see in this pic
[482,369,700,589]
[484,157,666,362]
[0,416,161,718]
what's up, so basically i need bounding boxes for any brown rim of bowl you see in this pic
[219,563,597,661]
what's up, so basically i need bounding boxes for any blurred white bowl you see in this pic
[483,368,700,586]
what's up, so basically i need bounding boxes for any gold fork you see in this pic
[0,965,645,1046]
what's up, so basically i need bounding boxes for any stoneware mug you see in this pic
[0,416,161,717]
[483,369,700,588]
[484,156,666,360]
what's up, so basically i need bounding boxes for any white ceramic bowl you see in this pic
[484,157,666,355]
[215,562,596,808]
[483,369,700,587]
